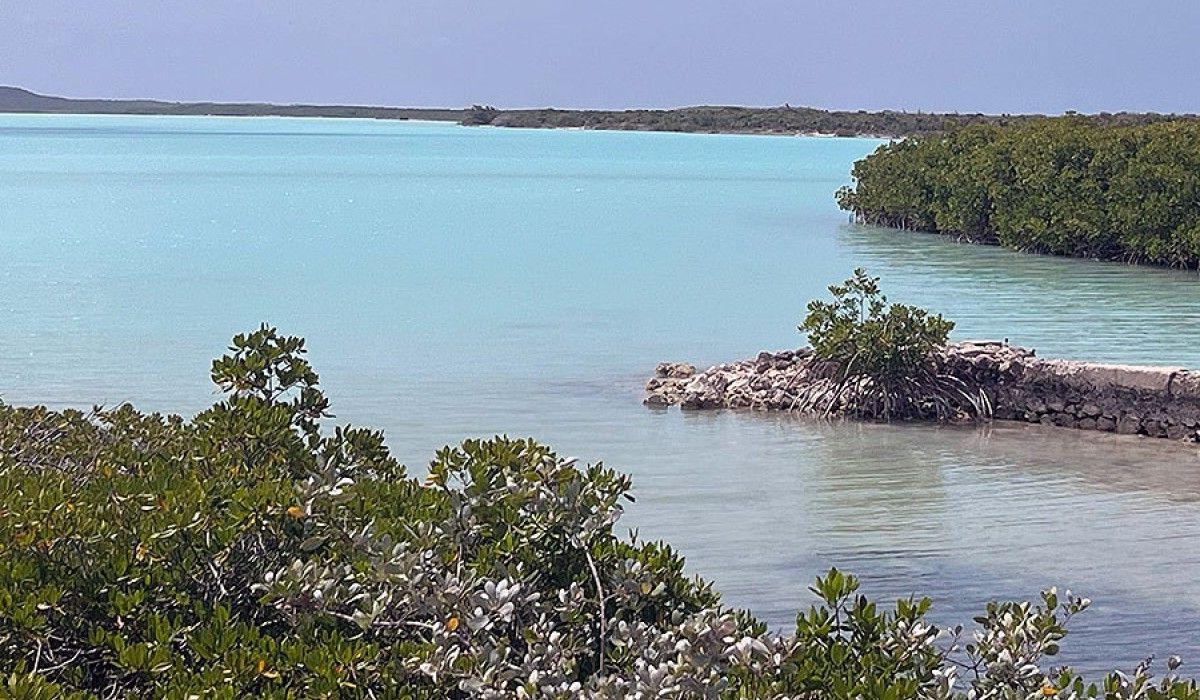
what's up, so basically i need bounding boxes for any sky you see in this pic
[2,0,1199,114]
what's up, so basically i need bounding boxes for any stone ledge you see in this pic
[1031,361,1186,393]
[644,343,1200,443]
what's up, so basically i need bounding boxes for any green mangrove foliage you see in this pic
[0,326,1196,698]
[836,118,1200,268]
[799,270,988,421]
[460,104,1194,139]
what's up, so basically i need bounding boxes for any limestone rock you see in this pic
[641,342,1200,445]
[656,362,696,379]
[1116,415,1141,435]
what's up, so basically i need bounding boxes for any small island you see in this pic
[646,343,1200,442]
[647,271,1200,443]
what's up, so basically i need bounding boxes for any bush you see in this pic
[0,326,1194,697]
[798,270,986,421]
[837,119,1200,268]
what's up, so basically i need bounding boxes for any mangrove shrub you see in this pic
[837,118,1200,268]
[0,326,1194,697]
[799,270,987,421]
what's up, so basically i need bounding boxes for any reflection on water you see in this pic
[841,225,1200,366]
[626,413,1200,675]
[2,115,1199,676]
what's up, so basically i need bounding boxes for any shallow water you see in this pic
[2,114,1199,675]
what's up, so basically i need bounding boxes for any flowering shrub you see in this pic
[0,326,1195,698]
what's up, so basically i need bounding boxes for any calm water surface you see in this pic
[3,115,1199,675]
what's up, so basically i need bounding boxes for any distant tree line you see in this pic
[837,118,1200,267]
[462,104,1196,138]
[6,86,1198,139]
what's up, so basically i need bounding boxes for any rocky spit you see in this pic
[644,341,1200,442]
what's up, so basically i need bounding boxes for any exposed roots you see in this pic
[793,361,992,422]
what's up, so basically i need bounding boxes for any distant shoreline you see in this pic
[3,86,1197,139]
[0,111,458,126]
[0,86,465,123]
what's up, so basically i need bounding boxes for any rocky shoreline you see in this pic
[645,341,1200,442]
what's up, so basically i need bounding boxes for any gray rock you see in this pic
[656,362,696,379]
[1116,415,1141,435]
[1166,424,1194,441]
[1170,371,1200,399]
[1052,413,1077,429]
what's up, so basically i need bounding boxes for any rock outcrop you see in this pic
[644,341,1200,442]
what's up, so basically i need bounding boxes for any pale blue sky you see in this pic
[2,0,1198,113]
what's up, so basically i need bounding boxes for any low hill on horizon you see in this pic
[0,86,464,121]
[3,86,1196,138]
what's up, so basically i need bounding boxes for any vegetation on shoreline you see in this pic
[5,86,1197,138]
[1,326,1196,697]
[837,119,1200,268]
[799,270,988,421]
[460,105,1197,138]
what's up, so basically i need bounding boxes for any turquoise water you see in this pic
[3,114,1200,675]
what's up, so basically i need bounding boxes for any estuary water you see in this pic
[2,114,1199,675]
